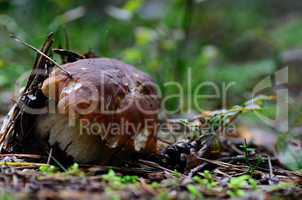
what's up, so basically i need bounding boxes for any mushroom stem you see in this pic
[10,34,73,79]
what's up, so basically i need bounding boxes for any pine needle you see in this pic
[10,34,73,78]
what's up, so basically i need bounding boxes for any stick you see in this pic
[10,34,73,78]
[0,154,41,159]
[47,148,53,165]
[0,162,48,167]
[268,156,274,179]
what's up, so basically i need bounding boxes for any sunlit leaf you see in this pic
[123,0,144,13]
[135,27,156,46]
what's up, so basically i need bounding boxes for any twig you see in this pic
[47,148,53,165]
[0,154,41,159]
[268,155,274,179]
[194,156,249,172]
[10,34,73,78]
[46,151,67,172]
[254,165,302,177]
[139,159,187,178]
[219,155,278,164]
[0,162,48,167]
[214,168,232,178]
[188,163,207,177]
[139,178,157,195]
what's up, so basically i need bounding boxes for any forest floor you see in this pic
[0,132,301,200]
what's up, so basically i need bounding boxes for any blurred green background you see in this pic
[0,0,301,170]
[0,0,301,115]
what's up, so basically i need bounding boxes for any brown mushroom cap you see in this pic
[41,58,161,145]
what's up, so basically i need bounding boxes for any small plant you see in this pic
[102,169,124,189]
[65,163,85,176]
[150,182,161,190]
[268,182,296,191]
[240,140,256,161]
[227,175,257,198]
[171,169,182,179]
[120,175,139,184]
[39,165,58,175]
[240,140,260,174]
[186,184,204,200]
[181,95,274,140]
[0,193,15,200]
[39,163,86,176]
[193,170,218,190]
[155,191,170,200]
[102,169,139,189]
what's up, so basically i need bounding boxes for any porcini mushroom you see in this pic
[35,58,160,164]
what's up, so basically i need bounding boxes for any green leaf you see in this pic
[186,184,203,199]
[122,48,143,64]
[135,27,156,46]
[65,163,85,176]
[123,0,144,13]
[0,193,15,200]
[39,165,58,175]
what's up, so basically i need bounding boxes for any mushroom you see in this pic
[35,58,160,164]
